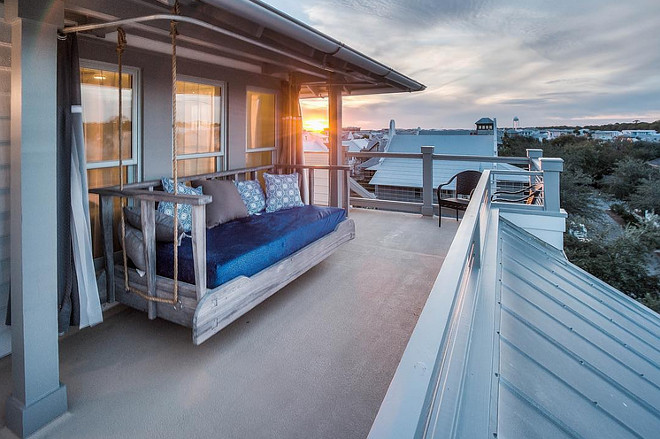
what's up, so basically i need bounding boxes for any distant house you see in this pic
[591,130,623,140]
[622,129,660,142]
[475,117,495,133]
[368,118,525,203]
[545,129,574,139]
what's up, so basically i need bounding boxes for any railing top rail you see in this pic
[346,151,529,165]
[347,151,423,159]
[368,170,492,438]
[432,154,529,164]
[491,169,543,176]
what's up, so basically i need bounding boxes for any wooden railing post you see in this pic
[344,169,350,216]
[191,204,207,301]
[140,200,157,319]
[540,157,563,212]
[308,168,315,205]
[99,195,115,303]
[421,145,435,216]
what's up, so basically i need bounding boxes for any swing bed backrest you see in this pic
[90,163,351,311]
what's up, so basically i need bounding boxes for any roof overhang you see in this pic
[63,0,425,98]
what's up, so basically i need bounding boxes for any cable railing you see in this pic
[344,147,563,217]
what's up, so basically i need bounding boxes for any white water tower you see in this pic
[513,116,520,130]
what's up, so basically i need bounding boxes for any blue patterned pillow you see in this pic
[263,172,304,213]
[157,178,203,232]
[234,180,266,215]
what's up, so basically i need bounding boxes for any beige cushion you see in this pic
[193,179,248,228]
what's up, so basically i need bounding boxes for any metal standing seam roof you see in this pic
[423,218,660,438]
[367,134,526,188]
[492,220,660,438]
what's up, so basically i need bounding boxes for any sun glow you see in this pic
[303,118,328,132]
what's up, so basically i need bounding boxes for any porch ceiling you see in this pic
[63,0,426,98]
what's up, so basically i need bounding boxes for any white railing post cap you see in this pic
[526,149,543,159]
[539,157,564,172]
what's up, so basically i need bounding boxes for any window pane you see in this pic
[87,167,134,258]
[81,68,133,163]
[176,80,222,155]
[177,157,217,177]
[247,90,275,150]
[246,150,273,168]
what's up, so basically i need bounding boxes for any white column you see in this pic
[328,85,343,208]
[421,145,434,216]
[540,157,563,213]
[5,1,67,437]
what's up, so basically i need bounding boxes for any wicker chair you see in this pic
[437,170,482,227]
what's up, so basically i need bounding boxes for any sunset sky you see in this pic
[265,0,660,130]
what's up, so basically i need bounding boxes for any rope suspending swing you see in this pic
[117,1,182,307]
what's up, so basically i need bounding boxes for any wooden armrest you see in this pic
[92,187,212,205]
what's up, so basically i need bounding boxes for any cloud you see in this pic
[267,0,660,127]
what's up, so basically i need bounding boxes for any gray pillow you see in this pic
[124,205,184,242]
[192,179,248,228]
[118,223,146,272]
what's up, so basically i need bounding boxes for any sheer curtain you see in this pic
[57,34,102,332]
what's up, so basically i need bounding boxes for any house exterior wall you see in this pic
[0,12,10,358]
[77,37,282,181]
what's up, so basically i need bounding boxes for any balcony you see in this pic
[0,209,460,438]
[3,148,655,439]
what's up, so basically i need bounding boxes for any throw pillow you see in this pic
[192,179,248,228]
[263,172,304,213]
[118,223,146,272]
[157,178,203,232]
[234,180,266,215]
[124,205,184,242]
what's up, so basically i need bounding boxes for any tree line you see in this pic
[500,134,660,312]
[533,119,660,132]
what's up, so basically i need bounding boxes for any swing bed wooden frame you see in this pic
[77,3,355,345]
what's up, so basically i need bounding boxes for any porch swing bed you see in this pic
[92,167,355,345]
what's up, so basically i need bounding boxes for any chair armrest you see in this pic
[437,174,459,198]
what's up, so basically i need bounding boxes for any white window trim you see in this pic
[246,86,278,157]
[80,59,142,181]
[176,75,227,172]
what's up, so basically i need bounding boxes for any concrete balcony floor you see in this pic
[0,209,459,439]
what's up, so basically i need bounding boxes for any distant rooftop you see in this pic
[368,133,517,189]
[476,117,494,124]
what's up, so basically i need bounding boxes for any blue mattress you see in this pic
[156,205,346,289]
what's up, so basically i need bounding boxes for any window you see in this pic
[176,78,225,176]
[81,62,140,258]
[246,89,276,168]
